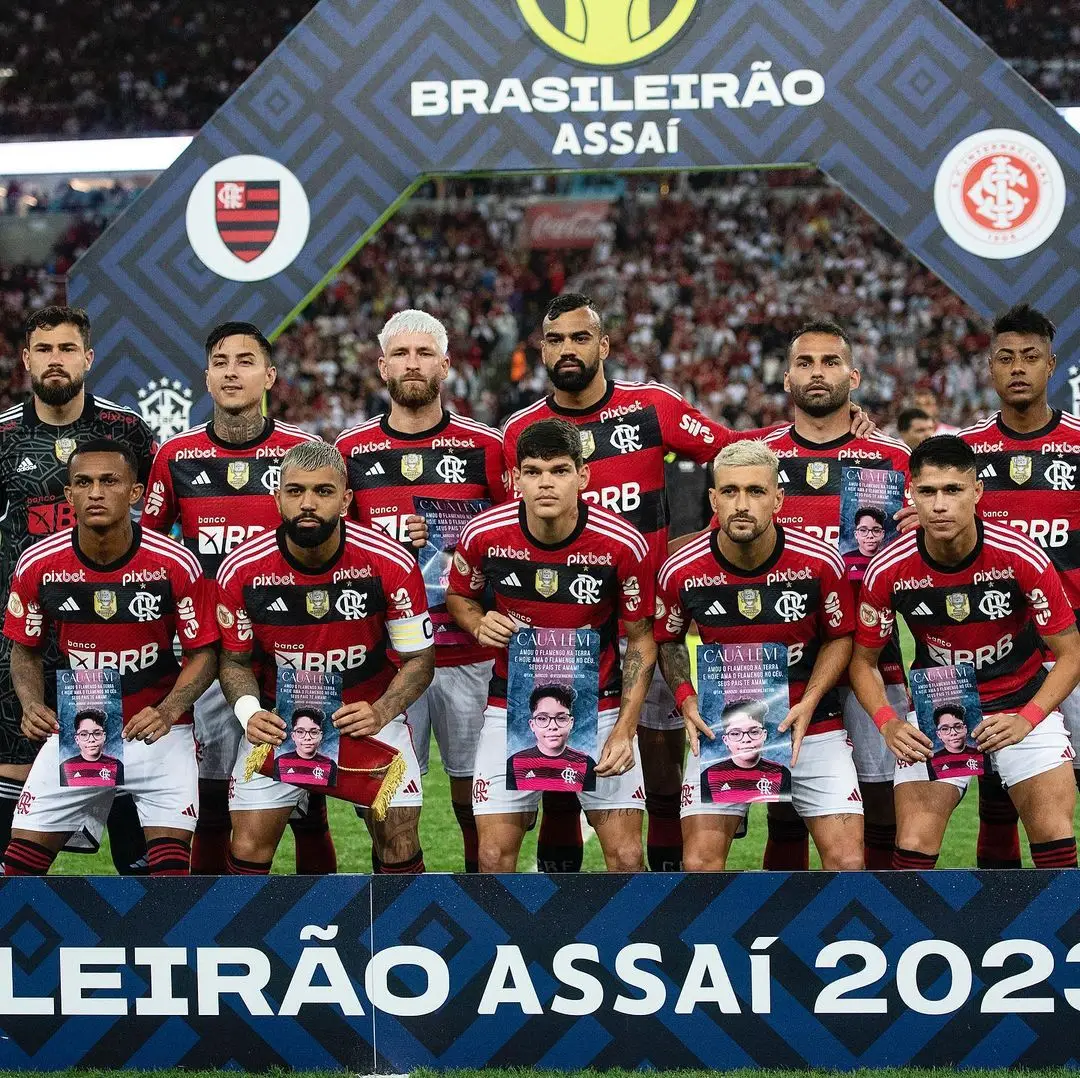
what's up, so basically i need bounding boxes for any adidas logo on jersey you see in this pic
[268,597,289,612]
[59,597,80,613]
[705,600,727,616]
[525,771,536,779]
[192,471,211,485]
[365,462,386,476]
[16,457,34,474]
[501,572,522,587]
[778,469,790,484]
[912,602,933,616]
[979,464,997,479]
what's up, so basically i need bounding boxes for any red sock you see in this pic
[537,792,583,872]
[977,771,1021,868]
[1030,837,1077,868]
[376,851,425,874]
[893,847,938,870]
[453,801,479,873]
[226,850,271,875]
[147,837,191,876]
[764,814,809,870]
[290,793,337,874]
[3,837,56,876]
[864,823,896,870]
[645,793,682,871]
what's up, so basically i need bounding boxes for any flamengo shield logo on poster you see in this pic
[186,155,310,282]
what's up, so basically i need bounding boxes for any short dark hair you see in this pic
[291,707,325,728]
[909,434,976,478]
[897,407,931,432]
[992,303,1055,343]
[205,321,273,363]
[516,418,583,468]
[855,505,886,528]
[68,438,140,481]
[933,704,966,726]
[787,319,851,362]
[75,709,107,730]
[721,699,768,727]
[530,684,576,713]
[543,293,604,334]
[25,306,92,351]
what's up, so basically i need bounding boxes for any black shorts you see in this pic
[0,631,55,767]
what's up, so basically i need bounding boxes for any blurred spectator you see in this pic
[897,407,937,450]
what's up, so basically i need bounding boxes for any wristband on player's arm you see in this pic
[872,705,900,731]
[674,682,696,713]
[1019,701,1047,728]
[234,695,262,728]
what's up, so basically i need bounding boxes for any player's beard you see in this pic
[32,371,83,406]
[722,514,770,544]
[790,380,849,418]
[548,354,600,392]
[387,374,440,408]
[283,513,339,548]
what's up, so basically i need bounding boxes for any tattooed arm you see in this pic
[220,648,286,747]
[658,639,713,756]
[333,647,435,738]
[11,641,55,741]
[596,617,656,777]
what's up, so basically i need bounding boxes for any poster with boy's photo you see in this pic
[57,669,124,788]
[414,496,490,648]
[506,627,599,793]
[911,662,987,779]
[274,668,342,788]
[839,466,906,582]
[697,642,791,803]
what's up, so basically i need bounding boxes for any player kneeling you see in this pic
[2,439,219,875]
[656,441,864,871]
[217,442,434,875]
[851,436,1080,869]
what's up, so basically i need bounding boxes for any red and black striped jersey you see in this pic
[857,521,1075,711]
[502,381,736,573]
[142,418,318,579]
[62,755,123,787]
[959,409,1080,620]
[335,411,506,668]
[929,747,985,779]
[447,500,652,710]
[656,525,854,734]
[273,752,337,787]
[3,524,218,723]
[701,758,791,803]
[216,520,433,708]
[506,746,595,792]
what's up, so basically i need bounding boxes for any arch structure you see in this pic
[69,0,1080,434]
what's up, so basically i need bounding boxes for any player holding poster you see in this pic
[839,468,905,583]
[336,310,505,873]
[446,418,654,873]
[910,664,987,781]
[273,670,342,789]
[852,435,1080,870]
[698,645,792,804]
[414,496,491,623]
[655,440,862,872]
[505,629,600,793]
[58,671,124,788]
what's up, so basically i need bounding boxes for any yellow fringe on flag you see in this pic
[243,742,272,782]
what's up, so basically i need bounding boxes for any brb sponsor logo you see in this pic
[934,129,1066,260]
[275,645,368,672]
[199,523,264,556]
[583,482,641,514]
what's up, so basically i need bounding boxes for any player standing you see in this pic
[656,441,863,870]
[335,310,505,872]
[759,321,910,870]
[852,436,1080,870]
[217,442,434,875]
[446,418,654,872]
[959,305,1080,867]
[0,307,156,871]
[142,321,333,875]
[2,440,218,875]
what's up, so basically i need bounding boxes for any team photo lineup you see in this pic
[0,291,1078,878]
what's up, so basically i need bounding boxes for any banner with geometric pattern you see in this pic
[68,0,1080,436]
[0,872,1078,1070]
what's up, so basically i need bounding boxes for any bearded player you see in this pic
[0,307,156,872]
[218,442,434,875]
[656,441,862,870]
[336,310,505,873]
[852,436,1080,870]
[956,305,1080,868]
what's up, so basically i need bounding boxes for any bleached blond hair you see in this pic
[279,441,346,484]
[378,309,449,356]
[712,440,779,480]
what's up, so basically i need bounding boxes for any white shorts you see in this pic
[638,665,682,731]
[894,710,1075,789]
[195,681,244,782]
[408,661,492,777]
[681,729,863,819]
[472,706,645,815]
[841,683,910,784]
[1046,662,1080,769]
[14,724,199,835]
[228,716,423,813]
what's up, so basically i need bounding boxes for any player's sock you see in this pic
[452,800,480,873]
[864,823,896,870]
[191,783,231,874]
[1030,837,1078,868]
[893,847,938,870]
[376,850,425,874]
[290,793,337,874]
[977,771,1022,868]
[3,838,56,876]
[763,815,810,870]
[107,793,149,875]
[225,851,271,875]
[0,777,23,855]
[1075,770,1080,793]
[645,792,682,871]
[536,791,583,872]
[147,837,191,876]
[371,850,382,874]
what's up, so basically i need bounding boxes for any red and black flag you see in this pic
[215,181,280,263]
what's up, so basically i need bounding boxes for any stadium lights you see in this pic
[1,112,1079,177]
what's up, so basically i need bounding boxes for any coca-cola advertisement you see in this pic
[522,200,610,248]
